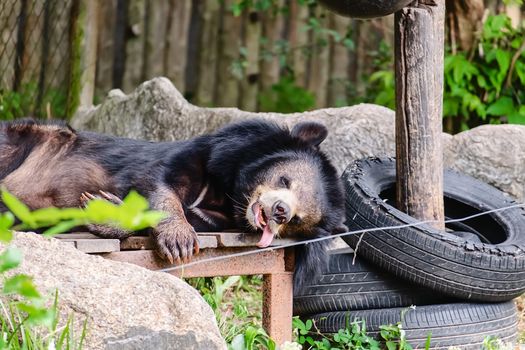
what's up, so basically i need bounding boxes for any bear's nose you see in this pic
[272,201,291,224]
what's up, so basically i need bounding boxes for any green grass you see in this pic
[190,276,520,350]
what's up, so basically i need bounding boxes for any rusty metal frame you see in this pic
[58,233,296,344]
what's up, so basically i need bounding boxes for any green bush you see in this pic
[444,14,525,131]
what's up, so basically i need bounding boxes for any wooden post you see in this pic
[394,1,445,229]
[66,0,100,117]
[239,9,262,111]
[216,0,241,107]
[79,0,99,108]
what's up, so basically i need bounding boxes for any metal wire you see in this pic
[157,203,525,273]
[0,0,73,119]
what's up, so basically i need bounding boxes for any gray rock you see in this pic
[444,124,525,202]
[3,233,226,350]
[72,77,525,202]
[72,77,397,174]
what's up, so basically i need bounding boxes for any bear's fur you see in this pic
[0,118,346,287]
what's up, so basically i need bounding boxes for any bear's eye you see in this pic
[290,215,302,225]
[278,176,290,188]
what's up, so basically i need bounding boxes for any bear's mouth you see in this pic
[252,202,275,248]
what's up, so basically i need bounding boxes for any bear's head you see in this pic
[235,122,347,248]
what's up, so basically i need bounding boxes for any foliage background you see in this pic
[0,0,523,134]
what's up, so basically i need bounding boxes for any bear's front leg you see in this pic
[80,191,131,239]
[149,186,200,263]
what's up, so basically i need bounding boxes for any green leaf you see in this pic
[0,212,14,243]
[0,246,22,272]
[425,332,432,349]
[1,190,35,227]
[42,219,84,237]
[305,319,312,330]
[3,274,40,299]
[495,49,511,73]
[507,111,525,125]
[16,302,56,328]
[385,341,397,350]
[486,97,516,116]
[121,190,149,214]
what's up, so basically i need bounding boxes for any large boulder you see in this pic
[444,124,525,202]
[72,77,525,202]
[72,77,398,175]
[4,233,226,350]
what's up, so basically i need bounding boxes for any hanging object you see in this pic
[317,0,413,18]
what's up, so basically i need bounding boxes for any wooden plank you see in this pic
[74,239,120,253]
[327,13,350,107]
[288,1,309,87]
[164,0,192,93]
[58,236,120,253]
[307,6,330,108]
[95,0,117,98]
[239,10,261,111]
[215,0,241,107]
[56,232,99,240]
[394,1,445,229]
[122,0,146,93]
[42,0,72,93]
[101,247,287,278]
[259,0,285,94]
[56,233,218,249]
[142,0,169,80]
[20,0,44,87]
[194,0,221,107]
[70,0,100,112]
[120,235,218,250]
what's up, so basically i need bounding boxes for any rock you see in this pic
[72,77,525,202]
[444,124,525,202]
[72,77,398,174]
[3,233,226,350]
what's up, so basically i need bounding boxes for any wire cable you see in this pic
[157,203,525,273]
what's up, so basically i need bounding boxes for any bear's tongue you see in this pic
[257,224,274,248]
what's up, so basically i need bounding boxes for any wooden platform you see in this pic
[56,232,296,345]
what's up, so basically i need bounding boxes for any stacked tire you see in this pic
[293,158,525,349]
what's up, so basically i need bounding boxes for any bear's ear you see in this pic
[291,122,328,148]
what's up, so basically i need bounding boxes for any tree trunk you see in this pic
[164,0,192,92]
[307,7,330,108]
[395,0,446,229]
[288,1,309,87]
[122,0,145,93]
[239,10,261,111]
[216,0,241,107]
[328,13,351,107]
[194,0,220,107]
[142,0,169,80]
[445,0,484,52]
[260,1,285,95]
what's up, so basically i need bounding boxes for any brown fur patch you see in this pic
[1,128,112,209]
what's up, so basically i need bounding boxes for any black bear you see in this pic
[0,118,346,286]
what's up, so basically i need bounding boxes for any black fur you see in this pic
[0,118,346,287]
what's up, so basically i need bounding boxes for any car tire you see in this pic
[342,157,525,301]
[293,250,453,315]
[309,301,518,349]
